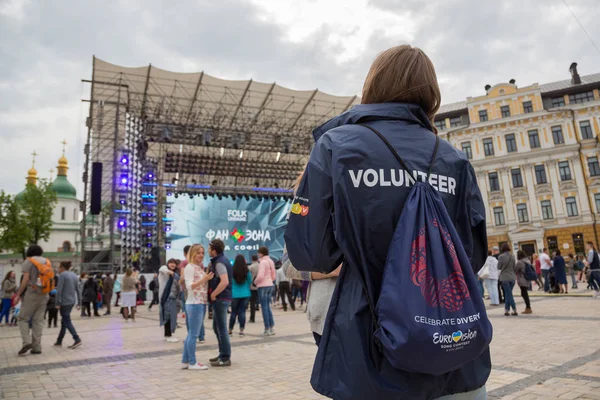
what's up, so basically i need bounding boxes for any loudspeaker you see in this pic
[90,162,103,215]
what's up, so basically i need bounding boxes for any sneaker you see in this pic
[210,359,231,367]
[269,328,276,336]
[209,356,220,363]
[68,341,82,349]
[181,363,189,369]
[31,350,42,355]
[166,337,179,343]
[239,331,245,338]
[229,330,233,336]
[18,344,32,356]
[263,330,270,336]
[198,339,205,344]
[511,312,519,316]
[188,363,209,370]
[53,342,62,347]
[504,312,510,316]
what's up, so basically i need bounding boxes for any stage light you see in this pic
[276,152,281,162]
[165,205,171,214]
[146,232,152,237]
[165,224,172,232]
[167,192,173,197]
[119,174,128,185]
[146,172,154,180]
[118,194,127,205]
[147,243,152,248]
[117,218,127,229]
[120,155,129,165]
[165,243,171,250]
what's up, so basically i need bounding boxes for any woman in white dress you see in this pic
[121,268,138,321]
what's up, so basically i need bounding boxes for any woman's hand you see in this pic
[203,272,215,283]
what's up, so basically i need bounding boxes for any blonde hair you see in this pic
[125,268,133,277]
[293,163,308,193]
[187,244,205,265]
[361,45,441,126]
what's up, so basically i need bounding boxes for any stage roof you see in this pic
[90,58,360,137]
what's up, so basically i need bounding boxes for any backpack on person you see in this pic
[149,279,156,292]
[28,257,55,294]
[359,125,493,376]
[523,262,538,281]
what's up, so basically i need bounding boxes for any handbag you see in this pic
[478,264,490,280]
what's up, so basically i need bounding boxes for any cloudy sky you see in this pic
[1,0,599,196]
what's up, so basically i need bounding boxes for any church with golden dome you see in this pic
[15,144,81,254]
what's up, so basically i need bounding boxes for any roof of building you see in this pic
[52,175,77,200]
[437,72,600,117]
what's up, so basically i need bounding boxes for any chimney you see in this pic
[484,84,491,93]
[509,79,516,85]
[569,62,581,85]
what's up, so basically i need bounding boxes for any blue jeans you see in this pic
[56,304,80,344]
[0,298,11,323]
[589,270,600,291]
[198,304,206,341]
[229,297,250,331]
[182,303,206,365]
[542,269,550,292]
[501,281,516,312]
[258,286,275,330]
[212,300,231,361]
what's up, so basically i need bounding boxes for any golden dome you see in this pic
[26,167,38,185]
[57,155,68,176]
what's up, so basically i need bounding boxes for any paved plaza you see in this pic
[1,292,600,400]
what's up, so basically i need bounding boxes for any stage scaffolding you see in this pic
[82,57,359,271]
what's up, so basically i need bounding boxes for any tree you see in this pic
[0,192,29,255]
[19,179,57,245]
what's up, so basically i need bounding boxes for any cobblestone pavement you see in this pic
[1,292,599,399]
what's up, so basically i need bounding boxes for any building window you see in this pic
[461,142,472,160]
[558,161,572,181]
[479,110,488,122]
[580,120,594,139]
[87,228,93,238]
[588,156,600,177]
[569,91,594,104]
[494,207,505,226]
[488,172,500,191]
[528,130,541,148]
[511,168,523,188]
[595,193,600,213]
[552,126,564,144]
[547,236,558,253]
[61,207,66,221]
[565,197,578,217]
[434,119,446,131]
[534,165,547,184]
[500,105,511,118]
[73,208,77,221]
[505,134,517,153]
[62,241,72,252]
[449,116,462,127]
[551,97,566,107]
[541,200,553,220]
[573,233,585,254]
[516,203,529,223]
[483,138,494,156]
[523,101,533,113]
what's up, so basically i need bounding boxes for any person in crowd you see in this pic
[586,242,600,298]
[291,279,304,307]
[14,245,51,355]
[479,250,499,306]
[182,244,213,370]
[208,239,233,367]
[285,45,490,399]
[248,254,260,323]
[54,261,82,349]
[160,259,181,343]
[148,273,159,311]
[121,268,138,322]
[255,246,276,337]
[132,247,141,270]
[566,253,578,290]
[553,250,568,294]
[139,274,147,303]
[82,275,101,317]
[498,243,518,316]
[113,273,121,308]
[180,245,191,328]
[276,258,295,311]
[11,300,21,327]
[79,273,88,316]
[532,253,544,290]
[46,289,58,328]
[577,254,587,285]
[515,250,533,314]
[229,255,252,337]
[1,270,17,325]
[96,274,104,311]
[103,273,114,316]
[540,248,553,293]
[491,246,504,304]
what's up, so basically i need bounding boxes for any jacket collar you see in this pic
[312,103,433,141]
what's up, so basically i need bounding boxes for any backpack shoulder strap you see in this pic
[358,123,440,182]
[29,257,42,270]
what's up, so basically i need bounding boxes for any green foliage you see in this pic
[18,179,58,245]
[0,191,29,255]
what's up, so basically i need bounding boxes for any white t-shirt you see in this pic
[158,265,171,300]
[540,253,552,270]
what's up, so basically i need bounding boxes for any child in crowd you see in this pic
[10,300,21,326]
[46,289,58,328]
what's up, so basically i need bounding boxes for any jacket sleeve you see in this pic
[466,164,487,274]
[284,135,343,273]
[56,275,64,306]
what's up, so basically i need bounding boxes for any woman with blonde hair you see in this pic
[181,244,213,370]
[285,45,490,399]
[121,268,138,322]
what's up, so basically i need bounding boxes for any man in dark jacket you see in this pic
[285,102,489,399]
[103,274,114,316]
[208,239,233,367]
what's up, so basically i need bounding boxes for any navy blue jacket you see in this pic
[284,103,490,400]
[209,253,233,301]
